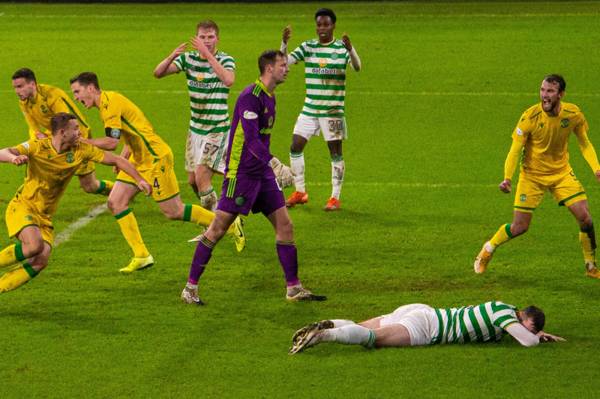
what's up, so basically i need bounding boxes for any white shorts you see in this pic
[380,304,439,346]
[185,131,229,174]
[293,114,348,142]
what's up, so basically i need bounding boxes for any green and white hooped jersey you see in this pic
[432,301,519,344]
[174,50,235,135]
[289,39,350,118]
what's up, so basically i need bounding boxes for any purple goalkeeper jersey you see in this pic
[224,79,277,179]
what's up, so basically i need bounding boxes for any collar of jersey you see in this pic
[255,79,272,97]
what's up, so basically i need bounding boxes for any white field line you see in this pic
[54,204,107,247]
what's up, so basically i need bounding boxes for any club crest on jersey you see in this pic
[331,52,338,60]
[66,152,74,163]
[235,196,246,206]
[41,104,49,114]
[520,194,527,202]
[560,119,569,128]
[243,111,258,120]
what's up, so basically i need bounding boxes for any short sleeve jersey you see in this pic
[289,39,351,118]
[432,301,519,344]
[13,139,105,216]
[512,102,589,176]
[173,51,235,135]
[18,84,91,140]
[225,80,276,179]
[99,91,171,166]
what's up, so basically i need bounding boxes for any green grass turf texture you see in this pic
[0,1,599,397]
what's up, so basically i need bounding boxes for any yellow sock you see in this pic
[579,232,596,263]
[0,263,37,293]
[0,243,26,269]
[489,223,513,249]
[115,209,150,258]
[95,180,114,196]
[183,203,215,227]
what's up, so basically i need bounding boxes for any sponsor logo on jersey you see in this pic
[516,127,523,136]
[235,196,246,206]
[268,116,274,127]
[318,58,328,68]
[561,118,569,128]
[196,73,204,82]
[243,111,258,120]
[188,80,218,89]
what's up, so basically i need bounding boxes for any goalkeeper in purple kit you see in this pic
[182,50,327,305]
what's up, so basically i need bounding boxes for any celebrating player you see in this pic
[181,50,326,305]
[69,72,245,273]
[289,301,564,354]
[11,68,113,196]
[153,20,235,211]
[474,74,600,278]
[281,8,362,211]
[0,113,151,293]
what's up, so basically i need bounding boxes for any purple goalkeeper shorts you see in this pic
[217,174,285,216]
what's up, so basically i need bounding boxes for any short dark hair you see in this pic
[51,113,77,135]
[12,68,36,82]
[544,74,566,92]
[70,72,100,90]
[522,305,545,333]
[315,8,336,24]
[258,50,284,74]
[197,20,219,36]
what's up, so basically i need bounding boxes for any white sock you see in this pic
[320,324,374,346]
[331,319,355,328]
[290,152,306,193]
[331,158,345,199]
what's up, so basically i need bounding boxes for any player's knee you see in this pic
[163,208,182,220]
[79,180,97,193]
[511,223,528,236]
[23,239,44,258]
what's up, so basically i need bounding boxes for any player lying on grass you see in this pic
[0,113,151,293]
[289,300,564,354]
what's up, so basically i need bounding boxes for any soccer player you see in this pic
[69,72,245,274]
[0,113,151,293]
[289,301,565,354]
[474,74,600,278]
[11,68,113,196]
[181,50,326,305]
[153,20,235,211]
[281,8,362,211]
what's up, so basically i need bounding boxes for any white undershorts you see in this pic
[380,304,439,346]
[185,131,228,174]
[293,114,348,141]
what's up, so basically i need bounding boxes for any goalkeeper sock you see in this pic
[331,156,345,199]
[183,203,215,227]
[580,223,597,264]
[0,243,26,269]
[489,223,513,250]
[199,188,218,211]
[95,180,114,196]
[115,209,150,258]
[188,235,215,284]
[0,262,38,293]
[290,152,306,192]
[320,325,375,347]
[276,240,299,286]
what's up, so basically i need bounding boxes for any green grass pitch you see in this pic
[1,1,600,397]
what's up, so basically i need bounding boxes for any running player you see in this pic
[69,72,244,274]
[474,75,600,278]
[281,8,362,211]
[11,68,113,196]
[153,20,235,211]
[0,113,151,292]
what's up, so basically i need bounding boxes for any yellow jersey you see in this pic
[99,91,171,166]
[513,102,589,176]
[12,138,105,217]
[18,83,91,140]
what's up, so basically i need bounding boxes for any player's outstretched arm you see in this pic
[575,130,600,181]
[342,33,361,71]
[536,330,566,343]
[100,151,152,195]
[153,43,187,78]
[83,135,120,151]
[505,323,540,347]
[501,138,524,192]
[0,148,28,165]
[190,37,235,87]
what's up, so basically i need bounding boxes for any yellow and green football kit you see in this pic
[504,102,600,212]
